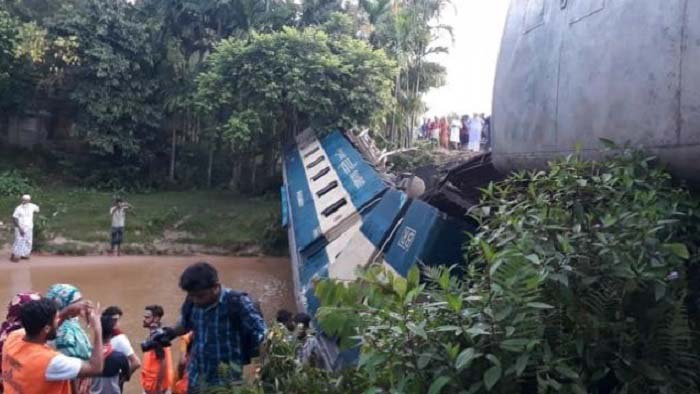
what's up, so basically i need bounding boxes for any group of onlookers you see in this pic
[419,113,491,152]
[0,262,267,394]
[9,195,131,264]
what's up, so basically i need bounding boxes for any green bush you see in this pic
[0,170,32,197]
[387,141,436,173]
[261,212,288,256]
[226,146,700,394]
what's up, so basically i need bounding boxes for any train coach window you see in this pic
[322,198,347,217]
[317,181,339,198]
[311,167,330,182]
[303,146,321,158]
[307,155,326,169]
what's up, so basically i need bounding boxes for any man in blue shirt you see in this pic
[157,262,266,392]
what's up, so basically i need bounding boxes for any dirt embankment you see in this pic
[0,223,264,257]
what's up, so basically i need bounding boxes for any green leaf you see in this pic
[407,322,427,339]
[428,376,451,394]
[515,353,529,377]
[599,138,617,149]
[489,259,504,276]
[555,365,580,380]
[392,276,407,298]
[486,354,501,367]
[438,269,450,290]
[417,353,432,369]
[505,326,515,337]
[484,365,502,391]
[407,265,420,289]
[526,302,555,309]
[455,348,479,370]
[663,243,690,259]
[480,240,495,263]
[654,282,666,301]
[525,254,541,265]
[447,294,463,312]
[500,338,529,352]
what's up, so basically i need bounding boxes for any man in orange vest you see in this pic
[1,297,105,394]
[140,305,173,394]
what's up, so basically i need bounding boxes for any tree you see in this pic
[360,0,452,148]
[48,0,164,184]
[138,0,299,184]
[197,26,396,189]
[0,10,19,94]
[300,0,344,26]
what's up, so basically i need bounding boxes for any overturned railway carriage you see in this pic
[493,0,700,182]
[281,130,474,367]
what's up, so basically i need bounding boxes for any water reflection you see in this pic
[0,255,294,394]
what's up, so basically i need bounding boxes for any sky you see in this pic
[423,0,511,116]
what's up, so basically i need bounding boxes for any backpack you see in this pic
[181,289,263,365]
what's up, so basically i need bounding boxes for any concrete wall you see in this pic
[492,0,700,182]
[0,112,50,148]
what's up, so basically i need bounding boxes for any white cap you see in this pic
[21,194,31,201]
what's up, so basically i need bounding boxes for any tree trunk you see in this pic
[251,157,258,194]
[206,144,214,189]
[230,158,242,191]
[411,58,422,148]
[169,126,176,182]
[391,71,401,145]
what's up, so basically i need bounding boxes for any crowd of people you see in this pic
[418,113,491,152]
[0,262,267,394]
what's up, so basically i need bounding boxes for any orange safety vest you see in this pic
[141,347,173,393]
[172,333,192,394]
[1,330,72,394]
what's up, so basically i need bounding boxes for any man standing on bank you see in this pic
[109,198,131,256]
[154,262,266,392]
[10,194,40,262]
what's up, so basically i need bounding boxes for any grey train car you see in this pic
[492,0,700,182]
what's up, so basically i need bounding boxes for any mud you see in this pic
[0,254,294,394]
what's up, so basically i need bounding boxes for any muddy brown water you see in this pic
[0,254,295,394]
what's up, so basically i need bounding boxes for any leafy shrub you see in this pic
[224,146,700,394]
[261,212,288,256]
[387,142,436,173]
[0,170,32,197]
[32,213,49,251]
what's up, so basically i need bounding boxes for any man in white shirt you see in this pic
[449,118,462,150]
[109,198,131,256]
[102,306,141,374]
[1,297,104,394]
[11,194,40,262]
[467,114,484,152]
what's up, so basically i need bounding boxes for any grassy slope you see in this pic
[0,188,280,253]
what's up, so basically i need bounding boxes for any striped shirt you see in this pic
[180,288,265,390]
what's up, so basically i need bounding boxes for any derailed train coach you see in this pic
[492,0,700,182]
[281,130,474,368]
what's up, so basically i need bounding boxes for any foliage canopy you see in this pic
[197,26,396,151]
[229,148,700,394]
